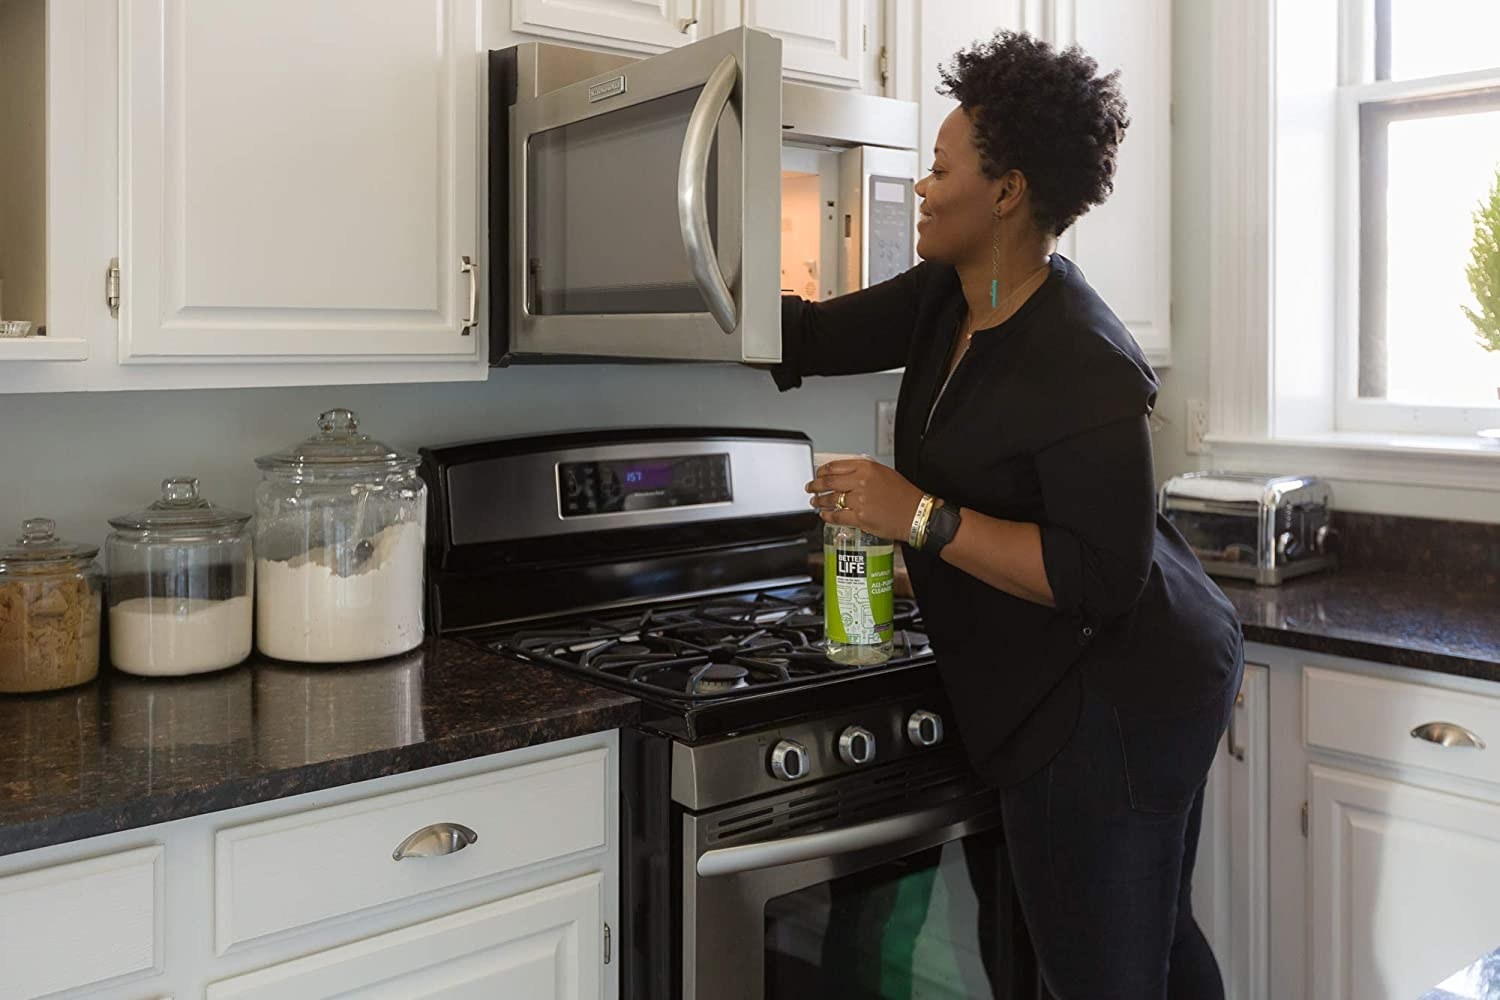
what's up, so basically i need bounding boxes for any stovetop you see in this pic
[484,583,940,741]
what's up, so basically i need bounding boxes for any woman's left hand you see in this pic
[807,457,925,541]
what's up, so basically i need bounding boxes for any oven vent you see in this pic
[708,754,977,845]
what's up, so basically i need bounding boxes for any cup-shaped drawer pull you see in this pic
[1410,721,1487,750]
[392,823,479,861]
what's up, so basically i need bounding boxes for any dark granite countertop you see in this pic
[0,639,638,859]
[1222,570,1500,683]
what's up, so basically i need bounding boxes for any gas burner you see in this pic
[691,663,750,694]
[895,630,931,658]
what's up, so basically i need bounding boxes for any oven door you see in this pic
[505,28,782,364]
[684,787,1036,1000]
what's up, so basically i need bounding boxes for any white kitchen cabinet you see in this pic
[117,0,483,363]
[206,874,603,999]
[1055,0,1173,366]
[0,731,619,1000]
[511,0,704,52]
[1309,765,1500,1000]
[894,0,1171,366]
[714,0,866,87]
[1193,663,1270,1000]
[0,846,163,1000]
[901,1,1023,173]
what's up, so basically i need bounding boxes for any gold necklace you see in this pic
[960,260,1051,341]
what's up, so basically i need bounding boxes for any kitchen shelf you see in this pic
[0,338,88,361]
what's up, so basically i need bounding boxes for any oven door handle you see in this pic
[678,53,738,335]
[696,802,971,878]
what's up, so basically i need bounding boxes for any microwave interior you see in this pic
[780,143,916,303]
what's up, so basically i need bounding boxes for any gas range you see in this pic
[419,428,1008,1000]
[420,427,946,743]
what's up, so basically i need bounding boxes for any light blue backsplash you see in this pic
[0,366,902,547]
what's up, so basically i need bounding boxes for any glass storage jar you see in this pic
[106,477,254,676]
[254,408,426,663]
[0,518,102,693]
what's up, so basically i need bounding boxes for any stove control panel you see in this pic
[559,453,732,517]
[769,739,809,781]
[672,694,958,811]
[837,726,878,766]
[906,710,944,747]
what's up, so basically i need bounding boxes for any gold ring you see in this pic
[835,491,849,510]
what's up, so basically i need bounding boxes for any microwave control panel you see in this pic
[868,175,915,285]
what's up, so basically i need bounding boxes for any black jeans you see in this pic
[996,675,1239,1000]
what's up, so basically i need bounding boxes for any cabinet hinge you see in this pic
[604,922,612,964]
[1300,801,1309,837]
[878,46,890,90]
[862,23,868,52]
[105,257,121,318]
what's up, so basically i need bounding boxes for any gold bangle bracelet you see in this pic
[909,494,935,548]
[917,497,944,550]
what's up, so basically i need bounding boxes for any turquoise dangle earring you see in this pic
[990,212,1001,308]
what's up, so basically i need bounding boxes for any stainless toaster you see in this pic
[1159,472,1337,585]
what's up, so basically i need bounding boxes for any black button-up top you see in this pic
[773,255,1242,786]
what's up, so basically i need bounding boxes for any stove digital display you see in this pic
[558,453,732,517]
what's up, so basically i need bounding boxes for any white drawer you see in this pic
[0,845,163,1000]
[1305,666,1500,787]
[214,747,608,953]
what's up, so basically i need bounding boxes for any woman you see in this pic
[769,32,1244,1000]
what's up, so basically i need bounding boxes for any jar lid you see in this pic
[254,408,418,471]
[108,477,252,533]
[0,518,99,565]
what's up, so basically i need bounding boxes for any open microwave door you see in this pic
[496,29,782,365]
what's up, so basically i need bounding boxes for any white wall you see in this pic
[1156,0,1500,524]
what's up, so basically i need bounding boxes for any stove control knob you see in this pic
[906,710,944,748]
[770,739,809,781]
[837,726,877,766]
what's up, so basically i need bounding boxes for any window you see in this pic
[1344,0,1500,432]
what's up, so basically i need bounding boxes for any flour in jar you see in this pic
[111,595,253,676]
[256,520,425,663]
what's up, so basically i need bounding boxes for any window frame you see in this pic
[1205,0,1500,498]
[1334,5,1500,436]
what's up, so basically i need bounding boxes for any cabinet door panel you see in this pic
[1310,765,1500,1000]
[1192,664,1269,1000]
[120,0,480,360]
[717,0,864,86]
[207,873,603,999]
[512,0,701,52]
[1060,0,1172,365]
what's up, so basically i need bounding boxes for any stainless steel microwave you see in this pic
[489,28,920,365]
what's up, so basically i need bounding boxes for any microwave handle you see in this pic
[678,54,739,334]
[696,800,990,877]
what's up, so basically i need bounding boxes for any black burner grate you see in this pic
[492,584,929,700]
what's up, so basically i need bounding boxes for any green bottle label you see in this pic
[824,544,895,645]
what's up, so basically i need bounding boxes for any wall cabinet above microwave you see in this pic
[511,0,877,90]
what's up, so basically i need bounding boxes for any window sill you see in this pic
[1204,431,1500,492]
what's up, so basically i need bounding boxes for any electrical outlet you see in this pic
[1185,398,1209,455]
[876,400,897,456]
